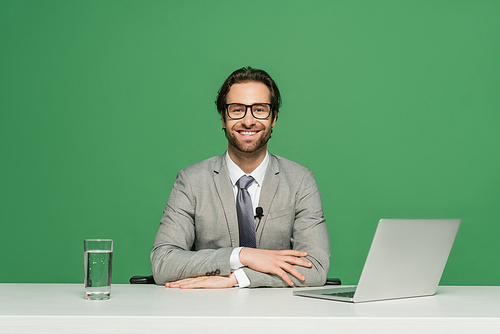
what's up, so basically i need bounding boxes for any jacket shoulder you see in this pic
[178,155,223,176]
[269,153,311,175]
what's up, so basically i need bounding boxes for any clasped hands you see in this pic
[165,248,312,289]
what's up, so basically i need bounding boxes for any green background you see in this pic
[1,0,499,285]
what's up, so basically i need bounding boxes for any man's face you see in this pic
[222,82,276,155]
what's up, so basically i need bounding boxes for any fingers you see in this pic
[284,264,305,281]
[276,268,294,286]
[165,274,237,289]
[277,261,310,286]
[278,254,313,283]
[166,276,212,288]
[241,248,314,285]
[279,250,309,258]
[272,255,311,285]
[240,248,311,267]
[282,255,313,269]
[165,278,193,288]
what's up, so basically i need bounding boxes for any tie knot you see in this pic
[236,175,254,190]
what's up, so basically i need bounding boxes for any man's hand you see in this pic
[239,248,313,286]
[165,273,238,289]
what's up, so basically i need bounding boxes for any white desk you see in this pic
[1,284,499,333]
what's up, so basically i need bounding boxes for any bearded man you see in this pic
[151,67,330,288]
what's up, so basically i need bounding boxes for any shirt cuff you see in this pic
[230,247,244,269]
[233,268,250,288]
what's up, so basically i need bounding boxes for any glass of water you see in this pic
[84,239,113,300]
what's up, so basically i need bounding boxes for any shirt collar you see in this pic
[225,150,269,187]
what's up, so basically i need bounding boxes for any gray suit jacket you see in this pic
[150,153,330,287]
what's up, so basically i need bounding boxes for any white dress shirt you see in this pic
[225,150,269,288]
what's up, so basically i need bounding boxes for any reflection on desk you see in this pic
[1,284,499,333]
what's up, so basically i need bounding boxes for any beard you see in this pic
[224,126,273,154]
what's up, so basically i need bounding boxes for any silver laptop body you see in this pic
[294,219,460,303]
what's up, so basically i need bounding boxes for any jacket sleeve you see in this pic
[150,169,233,284]
[243,170,330,288]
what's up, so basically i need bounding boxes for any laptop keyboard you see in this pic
[322,291,355,298]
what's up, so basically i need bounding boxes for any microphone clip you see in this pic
[254,207,264,219]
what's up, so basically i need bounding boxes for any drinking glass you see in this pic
[84,239,113,300]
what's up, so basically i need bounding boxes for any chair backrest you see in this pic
[130,275,155,284]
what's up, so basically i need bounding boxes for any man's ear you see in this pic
[221,113,226,129]
[271,114,277,127]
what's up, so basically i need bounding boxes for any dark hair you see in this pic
[215,67,282,120]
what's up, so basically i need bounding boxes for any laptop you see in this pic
[294,219,460,303]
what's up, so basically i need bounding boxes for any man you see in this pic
[151,67,330,288]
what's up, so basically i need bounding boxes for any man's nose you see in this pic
[241,106,257,127]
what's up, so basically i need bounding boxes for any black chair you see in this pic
[130,275,341,285]
[130,275,156,284]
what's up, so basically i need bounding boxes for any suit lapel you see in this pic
[256,154,280,245]
[213,155,239,246]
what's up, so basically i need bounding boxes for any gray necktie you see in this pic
[236,175,256,248]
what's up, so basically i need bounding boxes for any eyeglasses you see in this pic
[225,103,272,120]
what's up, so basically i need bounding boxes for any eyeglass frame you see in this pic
[224,103,273,120]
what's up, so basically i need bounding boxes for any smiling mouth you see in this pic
[238,130,259,136]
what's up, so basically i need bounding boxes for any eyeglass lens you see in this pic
[227,104,270,119]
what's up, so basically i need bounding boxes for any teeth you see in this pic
[240,131,256,136]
